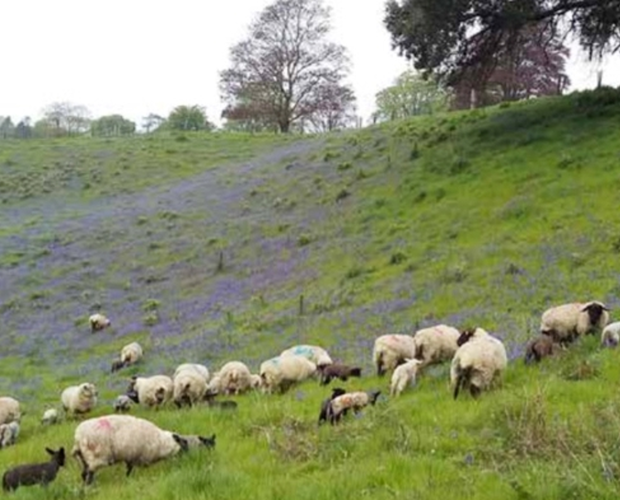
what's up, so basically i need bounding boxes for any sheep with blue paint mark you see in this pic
[260,355,317,394]
[281,345,333,367]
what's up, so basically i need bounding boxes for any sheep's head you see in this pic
[46,447,66,467]
[198,434,216,448]
[79,383,97,399]
[331,387,347,399]
[582,301,609,329]
[110,360,125,373]
[125,390,139,404]
[457,328,477,346]
[367,389,381,406]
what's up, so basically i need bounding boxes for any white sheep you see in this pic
[390,358,424,397]
[41,408,59,425]
[71,414,216,484]
[280,344,333,367]
[0,421,20,448]
[250,373,262,390]
[372,334,417,376]
[89,313,111,333]
[173,365,208,407]
[259,355,317,394]
[413,324,460,368]
[0,397,21,425]
[173,363,210,382]
[217,361,253,395]
[326,390,381,424]
[61,383,98,416]
[601,321,620,348]
[451,328,508,399]
[540,301,610,345]
[126,375,173,408]
[111,342,144,372]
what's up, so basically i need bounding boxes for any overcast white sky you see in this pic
[2,0,619,128]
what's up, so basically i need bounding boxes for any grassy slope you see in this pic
[2,88,620,498]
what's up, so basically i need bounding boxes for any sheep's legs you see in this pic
[82,469,94,485]
[126,462,134,476]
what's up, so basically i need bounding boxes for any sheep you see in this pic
[0,397,21,425]
[281,345,333,367]
[372,334,417,376]
[318,363,362,386]
[601,321,620,348]
[216,361,253,396]
[412,324,460,368]
[173,365,208,408]
[41,408,59,425]
[126,375,173,409]
[318,387,346,425]
[250,373,262,390]
[173,363,210,382]
[61,383,98,417]
[540,301,610,345]
[113,395,133,413]
[260,355,318,394]
[0,421,20,448]
[326,390,381,424]
[111,342,144,372]
[71,415,215,484]
[390,358,424,397]
[2,447,65,491]
[89,313,111,333]
[524,335,561,364]
[451,328,508,400]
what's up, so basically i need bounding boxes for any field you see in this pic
[2,87,620,498]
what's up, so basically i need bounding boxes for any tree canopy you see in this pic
[91,115,136,137]
[167,105,213,132]
[220,0,353,133]
[384,0,620,82]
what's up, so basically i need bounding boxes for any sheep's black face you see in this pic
[199,434,216,448]
[331,387,346,399]
[584,303,607,327]
[46,447,65,467]
[126,391,139,404]
[457,329,476,347]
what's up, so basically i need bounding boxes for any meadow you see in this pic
[2,87,620,498]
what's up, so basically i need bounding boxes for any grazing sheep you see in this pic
[318,363,362,385]
[0,397,21,425]
[281,345,333,367]
[540,301,610,345]
[524,335,561,364]
[326,390,381,424]
[250,373,262,390]
[173,365,208,408]
[601,321,620,348]
[413,324,460,368]
[113,395,133,413]
[0,421,20,448]
[173,363,210,382]
[318,387,346,425]
[72,415,215,484]
[41,408,59,425]
[205,374,222,396]
[451,328,508,400]
[260,355,318,394]
[217,361,253,396]
[61,383,98,417]
[2,447,65,491]
[126,375,173,409]
[111,342,144,372]
[89,313,111,333]
[372,334,417,376]
[390,358,423,397]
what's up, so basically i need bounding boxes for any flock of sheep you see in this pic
[1,301,618,490]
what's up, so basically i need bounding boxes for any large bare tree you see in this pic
[220,0,351,133]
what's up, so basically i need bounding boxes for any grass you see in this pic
[2,87,620,498]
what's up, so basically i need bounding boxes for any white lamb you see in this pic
[71,414,216,484]
[111,342,144,372]
[41,408,59,425]
[126,375,173,408]
[89,313,111,332]
[259,355,317,394]
[451,328,508,399]
[173,365,208,407]
[372,334,417,376]
[280,345,333,367]
[540,301,609,345]
[61,383,98,416]
[217,361,253,395]
[413,324,460,368]
[0,397,21,425]
[601,321,620,348]
[0,421,20,448]
[326,390,381,424]
[390,358,424,397]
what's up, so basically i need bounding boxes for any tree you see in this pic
[14,117,32,139]
[167,105,213,131]
[41,102,91,135]
[220,0,351,133]
[142,113,165,133]
[305,82,357,132]
[384,0,620,82]
[91,115,136,137]
[372,70,451,122]
[0,116,14,139]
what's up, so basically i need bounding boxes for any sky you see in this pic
[2,0,620,129]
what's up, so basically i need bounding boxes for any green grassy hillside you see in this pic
[2,87,620,499]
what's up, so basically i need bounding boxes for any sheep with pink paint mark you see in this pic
[372,334,416,376]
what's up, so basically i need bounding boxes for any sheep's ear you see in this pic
[45,447,54,455]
